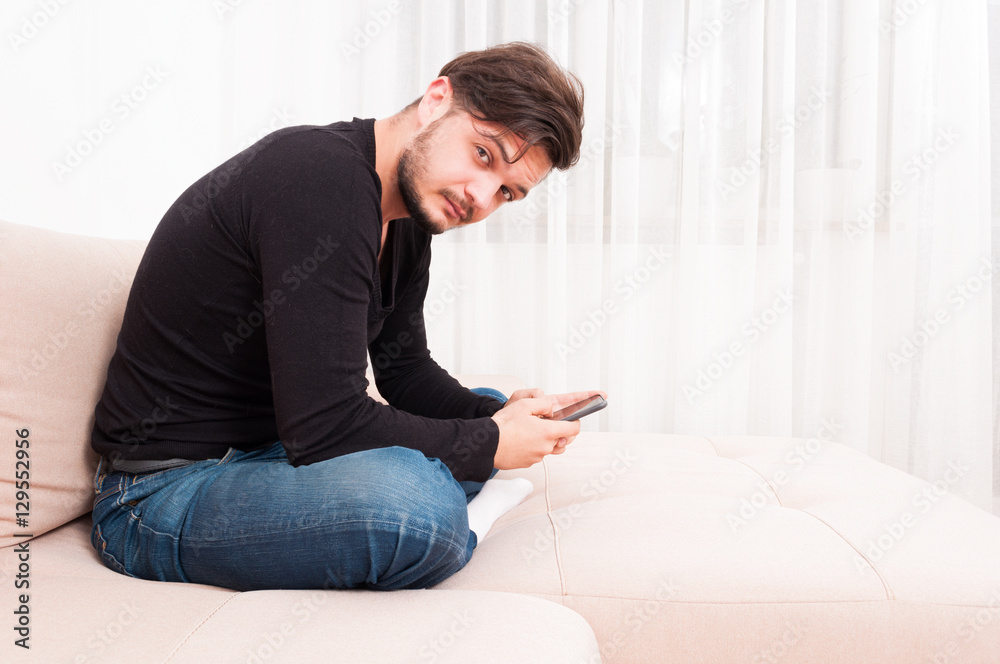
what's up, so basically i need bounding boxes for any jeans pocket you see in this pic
[93,484,121,509]
[127,467,177,486]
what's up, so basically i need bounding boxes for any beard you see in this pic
[395,114,467,235]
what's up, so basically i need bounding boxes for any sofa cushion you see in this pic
[0,221,146,546]
[1,517,601,664]
[438,432,1000,663]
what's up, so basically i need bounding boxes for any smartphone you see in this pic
[551,395,607,422]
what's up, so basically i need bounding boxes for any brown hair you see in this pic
[436,42,585,171]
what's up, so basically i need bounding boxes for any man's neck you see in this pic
[373,112,418,227]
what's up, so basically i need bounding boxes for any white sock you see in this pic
[466,477,533,542]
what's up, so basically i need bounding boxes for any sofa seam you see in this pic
[159,592,241,663]
[705,435,782,505]
[701,436,721,456]
[703,435,893,600]
[542,456,568,596]
[797,508,895,600]
[527,592,994,607]
[728,458,783,505]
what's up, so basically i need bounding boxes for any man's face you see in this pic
[396,109,551,234]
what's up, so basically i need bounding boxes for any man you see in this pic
[90,41,596,591]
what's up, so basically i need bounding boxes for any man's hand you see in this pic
[505,388,606,411]
[504,387,545,405]
[490,390,606,470]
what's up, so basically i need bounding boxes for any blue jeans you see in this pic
[90,389,506,591]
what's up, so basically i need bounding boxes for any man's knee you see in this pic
[386,446,470,535]
[307,445,469,537]
[361,447,473,589]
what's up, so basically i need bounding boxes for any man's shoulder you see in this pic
[234,118,380,201]
[247,118,375,168]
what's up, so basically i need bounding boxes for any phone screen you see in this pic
[551,395,607,422]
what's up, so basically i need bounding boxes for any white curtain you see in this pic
[2,1,996,514]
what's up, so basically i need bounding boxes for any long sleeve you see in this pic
[370,240,504,422]
[93,119,500,482]
[368,238,503,479]
[245,128,499,481]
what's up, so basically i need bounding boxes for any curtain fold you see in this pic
[424,0,997,514]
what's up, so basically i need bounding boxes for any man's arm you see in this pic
[369,232,593,471]
[368,238,504,422]
[246,128,500,482]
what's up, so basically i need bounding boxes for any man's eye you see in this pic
[500,185,513,202]
[476,146,489,163]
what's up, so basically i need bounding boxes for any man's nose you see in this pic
[466,173,500,211]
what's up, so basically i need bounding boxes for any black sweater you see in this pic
[91,117,502,482]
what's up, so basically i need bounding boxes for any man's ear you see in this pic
[416,76,454,128]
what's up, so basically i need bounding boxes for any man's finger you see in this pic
[514,397,555,418]
[545,419,581,440]
[506,387,545,405]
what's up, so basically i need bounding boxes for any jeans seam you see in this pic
[127,461,197,485]
[182,518,467,546]
[135,517,182,542]
[94,473,128,509]
[215,447,239,465]
[92,523,133,577]
[128,470,168,485]
[94,487,122,508]
[93,457,106,493]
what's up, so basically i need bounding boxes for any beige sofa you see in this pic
[2,218,1000,664]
